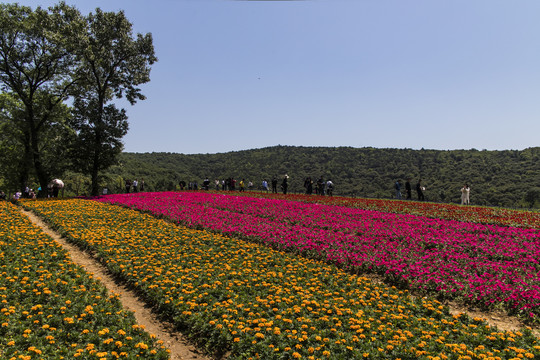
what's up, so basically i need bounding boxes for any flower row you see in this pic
[96,192,540,321]
[231,192,540,229]
[0,201,169,359]
[22,199,540,359]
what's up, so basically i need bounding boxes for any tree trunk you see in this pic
[90,122,103,197]
[28,114,49,197]
[18,131,32,193]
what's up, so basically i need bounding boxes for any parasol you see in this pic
[51,179,65,188]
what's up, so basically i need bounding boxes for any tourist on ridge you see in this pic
[281,174,289,194]
[461,184,470,205]
[317,177,325,195]
[304,177,313,195]
[405,179,412,200]
[416,179,425,201]
[395,180,402,200]
[326,179,334,196]
[271,177,278,193]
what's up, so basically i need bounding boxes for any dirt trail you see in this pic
[20,209,211,360]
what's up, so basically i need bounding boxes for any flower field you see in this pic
[96,192,540,322]
[0,201,169,360]
[20,198,540,359]
[232,193,540,229]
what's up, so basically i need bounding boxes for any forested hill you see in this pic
[107,146,540,208]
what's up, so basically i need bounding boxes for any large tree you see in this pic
[0,3,82,194]
[69,97,128,195]
[71,8,157,196]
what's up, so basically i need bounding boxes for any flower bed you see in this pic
[96,192,540,321]
[0,201,168,359]
[21,199,540,359]
[231,192,540,229]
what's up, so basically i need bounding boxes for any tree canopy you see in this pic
[0,2,155,196]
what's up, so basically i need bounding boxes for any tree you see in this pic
[0,3,82,194]
[71,7,157,196]
[524,188,540,208]
[69,98,128,195]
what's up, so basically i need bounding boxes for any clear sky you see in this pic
[13,0,540,154]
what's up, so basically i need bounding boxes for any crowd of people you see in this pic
[0,183,65,201]
[1,174,471,205]
[175,175,334,196]
[123,179,144,193]
[393,178,471,204]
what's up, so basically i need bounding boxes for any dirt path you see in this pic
[20,209,211,360]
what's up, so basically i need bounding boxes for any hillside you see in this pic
[102,146,540,208]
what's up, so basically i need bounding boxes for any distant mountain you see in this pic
[103,146,540,208]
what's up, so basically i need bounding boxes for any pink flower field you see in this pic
[96,191,540,321]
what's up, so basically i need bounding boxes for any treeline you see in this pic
[89,146,540,209]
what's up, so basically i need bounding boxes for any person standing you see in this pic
[416,179,425,201]
[405,179,412,200]
[239,179,245,192]
[395,180,402,199]
[304,177,313,195]
[281,174,289,194]
[271,176,278,193]
[262,179,269,192]
[316,177,325,195]
[125,179,131,193]
[140,179,145,192]
[461,184,470,205]
[326,179,334,196]
[132,179,138,193]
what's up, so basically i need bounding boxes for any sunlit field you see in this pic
[0,201,169,360]
[98,192,540,322]
[18,195,540,359]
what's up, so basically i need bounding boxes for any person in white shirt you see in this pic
[461,184,470,205]
[326,180,334,196]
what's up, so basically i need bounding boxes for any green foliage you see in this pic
[68,6,156,196]
[104,146,540,208]
[524,188,540,208]
[0,2,155,197]
[0,2,81,193]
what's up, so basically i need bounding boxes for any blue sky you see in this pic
[14,0,540,154]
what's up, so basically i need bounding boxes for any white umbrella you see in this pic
[51,179,64,188]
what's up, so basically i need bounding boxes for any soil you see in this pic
[19,208,538,360]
